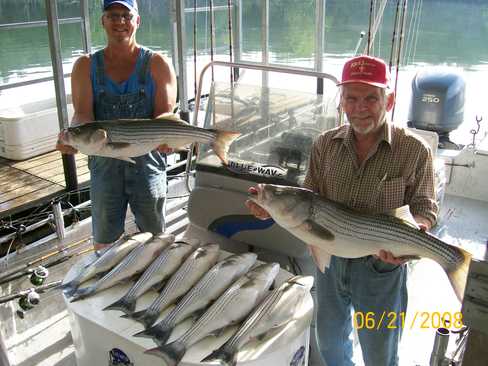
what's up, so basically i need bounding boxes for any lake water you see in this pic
[1,0,487,144]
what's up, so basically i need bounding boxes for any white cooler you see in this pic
[0,98,73,160]
[64,251,312,366]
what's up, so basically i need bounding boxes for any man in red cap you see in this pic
[57,0,176,250]
[247,55,437,365]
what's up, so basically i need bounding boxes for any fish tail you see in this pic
[61,280,80,297]
[144,340,186,366]
[125,308,158,328]
[447,247,472,301]
[69,286,95,302]
[141,309,160,328]
[201,346,236,366]
[102,295,136,314]
[133,321,173,345]
[212,130,240,165]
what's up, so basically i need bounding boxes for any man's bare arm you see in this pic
[150,53,177,153]
[56,55,94,154]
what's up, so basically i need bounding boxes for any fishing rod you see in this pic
[209,0,215,81]
[227,0,234,84]
[0,246,95,286]
[354,31,366,56]
[388,0,401,72]
[392,0,408,122]
[367,0,374,55]
[0,237,90,282]
[0,280,62,305]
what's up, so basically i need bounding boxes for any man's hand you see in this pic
[157,144,173,154]
[376,215,430,265]
[245,187,271,220]
[56,131,77,155]
[376,250,409,265]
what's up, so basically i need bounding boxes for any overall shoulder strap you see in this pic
[137,47,154,86]
[91,49,106,87]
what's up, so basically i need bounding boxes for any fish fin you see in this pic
[305,220,335,241]
[155,112,188,123]
[208,326,228,338]
[91,129,108,144]
[133,322,173,346]
[211,130,240,165]
[384,205,420,229]
[115,156,136,164]
[447,247,472,301]
[151,280,167,292]
[61,280,80,297]
[396,255,421,261]
[145,341,186,365]
[69,286,95,302]
[102,296,136,314]
[190,307,206,321]
[201,346,236,366]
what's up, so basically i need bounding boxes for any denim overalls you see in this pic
[89,47,166,244]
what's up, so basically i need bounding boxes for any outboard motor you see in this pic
[407,69,465,149]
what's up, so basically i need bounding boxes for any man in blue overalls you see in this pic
[57,0,177,250]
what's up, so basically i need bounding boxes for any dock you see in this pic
[0,151,90,218]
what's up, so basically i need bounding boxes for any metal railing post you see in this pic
[45,0,78,192]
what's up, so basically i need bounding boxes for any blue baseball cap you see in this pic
[103,0,138,13]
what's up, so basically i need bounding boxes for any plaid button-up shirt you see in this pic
[303,121,438,226]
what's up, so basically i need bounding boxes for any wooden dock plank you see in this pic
[0,151,91,217]
[0,184,65,214]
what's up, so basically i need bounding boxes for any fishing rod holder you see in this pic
[430,327,450,366]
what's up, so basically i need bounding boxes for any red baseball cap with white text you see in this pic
[338,55,390,89]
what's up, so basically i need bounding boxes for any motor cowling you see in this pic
[407,68,465,136]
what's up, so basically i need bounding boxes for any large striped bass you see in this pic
[103,237,204,315]
[201,275,314,366]
[146,263,280,365]
[125,243,220,328]
[69,233,174,302]
[136,252,257,346]
[61,232,152,297]
[58,113,240,164]
[248,184,472,300]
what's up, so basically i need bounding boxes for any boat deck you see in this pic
[0,151,90,218]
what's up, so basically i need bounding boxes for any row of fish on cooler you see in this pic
[62,232,314,366]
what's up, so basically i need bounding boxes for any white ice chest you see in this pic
[0,97,73,160]
[64,250,311,366]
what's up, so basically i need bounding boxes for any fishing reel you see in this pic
[17,290,40,318]
[30,266,48,286]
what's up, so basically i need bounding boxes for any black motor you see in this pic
[407,68,465,149]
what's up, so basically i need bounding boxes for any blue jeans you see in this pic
[90,156,166,244]
[315,256,407,366]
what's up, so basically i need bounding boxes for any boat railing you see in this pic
[0,0,91,92]
[185,60,341,192]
